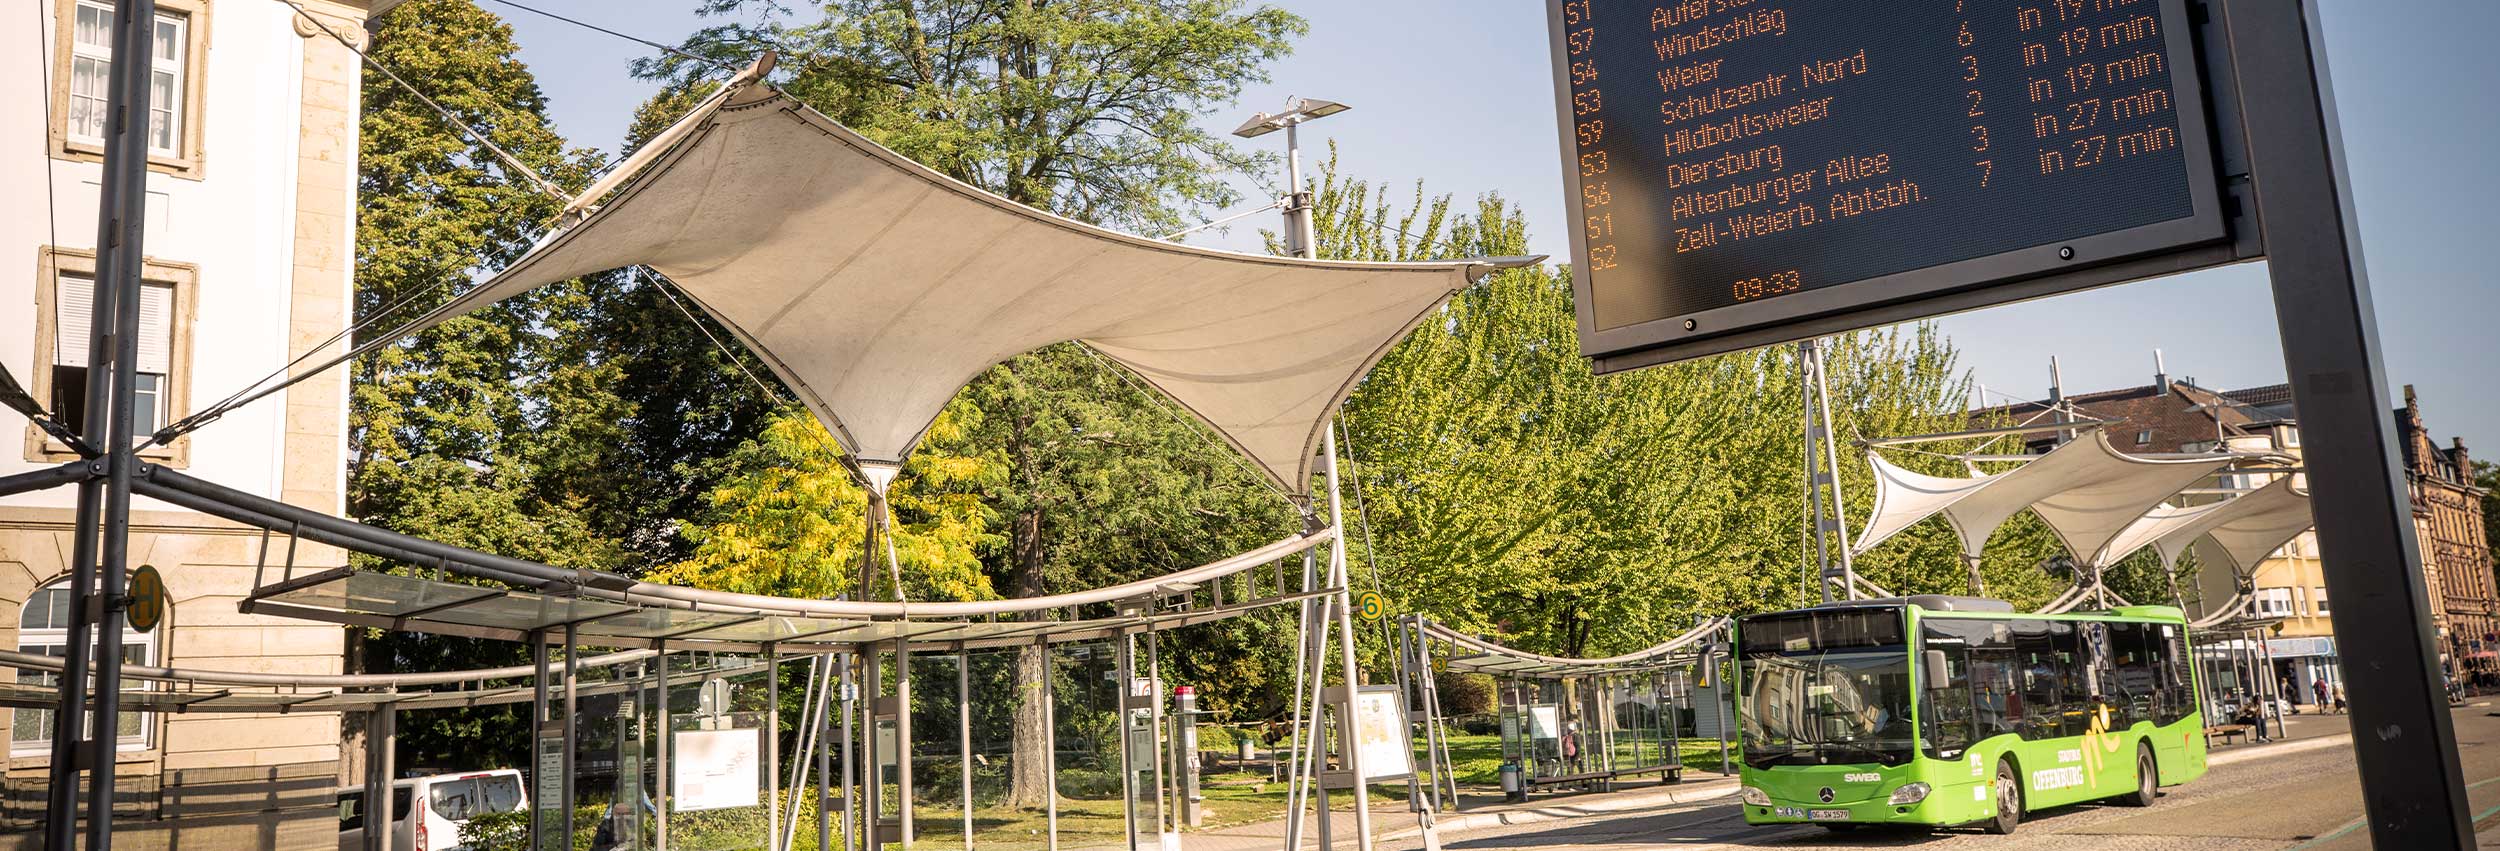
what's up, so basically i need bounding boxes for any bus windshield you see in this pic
[1740,650,1915,767]
[1737,606,1915,767]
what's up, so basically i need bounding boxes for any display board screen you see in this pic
[1552,0,2224,362]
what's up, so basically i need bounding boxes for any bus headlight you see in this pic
[1888,783,1931,805]
[1742,786,1772,806]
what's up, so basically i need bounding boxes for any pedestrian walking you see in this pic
[2313,676,2329,709]
[2333,684,2347,714]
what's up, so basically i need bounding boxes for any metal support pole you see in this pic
[656,646,671,851]
[840,649,856,851]
[2226,0,2469,844]
[51,3,159,848]
[958,652,972,851]
[896,638,914,851]
[378,707,397,851]
[1147,631,1169,844]
[1322,427,1375,850]
[818,653,835,851]
[767,646,782,851]
[532,635,552,851]
[1280,544,1320,851]
[564,625,580,847]
[1712,661,1731,776]
[1114,636,1137,851]
[2259,633,2288,739]
[1041,639,1058,851]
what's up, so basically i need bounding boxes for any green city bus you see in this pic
[1733,596,2207,834]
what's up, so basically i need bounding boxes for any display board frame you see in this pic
[1548,0,2235,370]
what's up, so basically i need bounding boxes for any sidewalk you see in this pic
[1379,773,1744,840]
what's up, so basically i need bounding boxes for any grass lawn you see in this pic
[665,735,1742,850]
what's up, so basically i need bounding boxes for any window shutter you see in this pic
[55,275,94,367]
[137,283,171,375]
[53,277,172,374]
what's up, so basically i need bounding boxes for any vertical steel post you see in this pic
[2227,0,2470,843]
[564,625,580,847]
[818,653,835,851]
[656,646,671,851]
[896,637,914,851]
[1322,428,1375,850]
[839,649,855,851]
[532,635,551,850]
[958,652,971,851]
[1114,635,1137,851]
[767,647,782,851]
[378,706,397,851]
[52,2,158,847]
[1040,639,1058,851]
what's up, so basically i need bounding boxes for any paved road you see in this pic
[1377,703,2500,850]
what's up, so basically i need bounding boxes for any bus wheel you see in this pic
[1984,759,2022,835]
[2123,743,2158,807]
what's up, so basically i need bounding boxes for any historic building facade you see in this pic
[0,1,388,846]
[2397,387,2499,679]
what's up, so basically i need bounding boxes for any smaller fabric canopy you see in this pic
[2154,475,2313,576]
[1855,430,2232,564]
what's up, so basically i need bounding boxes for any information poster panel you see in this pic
[672,728,762,813]
[1550,0,2225,367]
[1351,689,1414,781]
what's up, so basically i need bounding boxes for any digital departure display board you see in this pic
[1551,0,2228,366]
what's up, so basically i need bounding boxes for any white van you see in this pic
[337,769,529,851]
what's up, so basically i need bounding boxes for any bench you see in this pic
[2205,723,2254,746]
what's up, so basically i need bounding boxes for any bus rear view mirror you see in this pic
[1922,650,1950,689]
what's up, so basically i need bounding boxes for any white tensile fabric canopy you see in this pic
[1853,430,2233,565]
[2090,474,2313,577]
[2152,475,2314,576]
[394,59,1530,495]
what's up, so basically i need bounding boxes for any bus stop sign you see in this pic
[125,564,167,633]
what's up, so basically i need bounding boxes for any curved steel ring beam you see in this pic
[137,463,1333,619]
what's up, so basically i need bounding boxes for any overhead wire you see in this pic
[19,0,95,455]
[476,0,737,73]
[1069,343,1293,503]
[639,267,787,405]
[277,0,571,202]
[161,0,682,443]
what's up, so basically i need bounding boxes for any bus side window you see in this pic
[2107,622,2154,726]
[1922,642,1976,755]
[2152,626,2191,725]
[2012,619,2062,740]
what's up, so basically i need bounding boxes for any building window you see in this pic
[2136,429,2154,446]
[2255,588,2295,617]
[2313,587,2330,616]
[50,0,208,176]
[11,579,156,756]
[26,248,194,466]
[49,275,174,439]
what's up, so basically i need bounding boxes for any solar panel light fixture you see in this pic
[1231,97,1350,138]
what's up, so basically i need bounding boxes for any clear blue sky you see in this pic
[494,0,2500,454]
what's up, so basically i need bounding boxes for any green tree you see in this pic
[633,0,1310,809]
[652,404,1002,602]
[349,0,622,771]
[1302,153,2064,663]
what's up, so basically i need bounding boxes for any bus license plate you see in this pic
[1808,809,1851,821]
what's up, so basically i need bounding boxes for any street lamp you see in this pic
[1232,97,1350,259]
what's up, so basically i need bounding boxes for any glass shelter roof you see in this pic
[244,566,1333,654]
